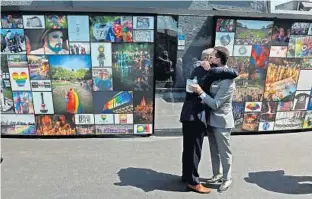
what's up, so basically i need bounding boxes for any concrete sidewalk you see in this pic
[1,132,312,199]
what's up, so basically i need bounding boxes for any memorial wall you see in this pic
[1,13,155,136]
[215,18,312,132]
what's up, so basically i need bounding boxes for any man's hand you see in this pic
[200,61,211,71]
[190,84,204,95]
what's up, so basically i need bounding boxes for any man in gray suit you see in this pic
[190,46,235,192]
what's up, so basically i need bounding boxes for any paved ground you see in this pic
[1,132,312,199]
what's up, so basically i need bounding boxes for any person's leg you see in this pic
[207,125,222,180]
[181,122,191,182]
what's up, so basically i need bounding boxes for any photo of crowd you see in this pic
[1,29,26,54]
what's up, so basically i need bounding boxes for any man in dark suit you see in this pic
[180,48,238,194]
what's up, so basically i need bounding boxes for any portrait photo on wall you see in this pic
[91,43,112,67]
[69,42,90,55]
[133,92,153,124]
[133,16,154,29]
[76,125,95,135]
[45,15,68,29]
[269,46,288,58]
[31,80,52,92]
[35,114,76,136]
[94,114,114,124]
[0,80,14,114]
[12,91,34,114]
[1,114,36,135]
[232,102,244,132]
[227,57,249,80]
[216,18,236,32]
[274,111,305,130]
[242,113,261,131]
[296,70,312,90]
[303,111,312,129]
[74,114,95,125]
[215,32,234,56]
[1,29,26,54]
[90,16,133,42]
[250,45,270,68]
[7,55,28,67]
[22,15,45,29]
[235,20,273,45]
[24,29,69,55]
[67,15,90,42]
[50,55,93,114]
[264,58,300,101]
[271,21,291,46]
[233,45,252,57]
[95,124,133,134]
[293,91,310,110]
[93,91,133,114]
[291,22,310,35]
[9,67,31,91]
[302,58,312,69]
[260,101,278,122]
[28,55,50,80]
[1,14,23,28]
[92,68,113,91]
[133,30,154,42]
[32,92,54,114]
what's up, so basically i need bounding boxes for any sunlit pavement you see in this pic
[1,132,312,199]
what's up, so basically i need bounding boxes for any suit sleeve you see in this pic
[208,67,238,79]
[200,79,235,110]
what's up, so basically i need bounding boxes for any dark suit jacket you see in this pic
[180,66,238,123]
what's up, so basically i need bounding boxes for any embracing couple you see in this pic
[180,46,238,194]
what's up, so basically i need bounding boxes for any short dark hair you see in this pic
[214,46,229,65]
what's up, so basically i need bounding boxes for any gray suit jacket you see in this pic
[200,77,236,129]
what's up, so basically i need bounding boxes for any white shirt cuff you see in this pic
[200,92,207,99]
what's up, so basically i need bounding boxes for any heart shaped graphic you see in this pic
[12,72,28,87]
[101,115,107,121]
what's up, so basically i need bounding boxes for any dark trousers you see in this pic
[182,121,206,185]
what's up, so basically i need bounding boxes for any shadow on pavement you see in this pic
[114,167,187,192]
[244,170,312,195]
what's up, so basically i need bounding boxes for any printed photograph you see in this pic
[76,125,95,135]
[12,91,34,114]
[293,36,312,58]
[95,124,133,134]
[302,58,312,69]
[92,68,113,91]
[235,20,273,45]
[134,124,152,134]
[0,80,14,114]
[277,101,293,111]
[271,20,291,46]
[1,14,23,28]
[245,102,262,112]
[232,102,244,132]
[112,43,153,90]
[114,114,133,124]
[307,89,312,111]
[133,16,154,29]
[216,18,236,32]
[296,70,312,90]
[303,111,312,129]
[9,67,31,91]
[258,122,275,131]
[274,111,305,130]
[94,114,114,124]
[291,23,309,35]
[227,57,249,80]
[7,55,28,67]
[22,15,45,29]
[50,55,93,114]
[45,15,68,29]
[1,114,36,135]
[248,68,266,84]
[35,114,76,136]
[74,114,95,125]
[234,86,264,102]
[93,91,133,114]
[309,24,312,35]
[25,29,69,54]
[67,15,90,42]
[233,45,252,57]
[242,113,261,131]
[69,42,90,55]
[286,36,296,58]
[133,30,154,42]
[31,80,52,91]
[270,46,288,58]
[293,91,310,110]
[264,58,300,101]
[91,43,112,67]
[90,16,133,42]
[215,32,235,56]
[133,92,153,124]
[260,101,278,122]
[1,29,26,54]
[32,92,54,114]
[1,55,10,79]
[250,45,270,68]
[28,55,50,80]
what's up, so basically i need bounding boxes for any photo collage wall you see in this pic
[215,18,312,132]
[1,13,155,136]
